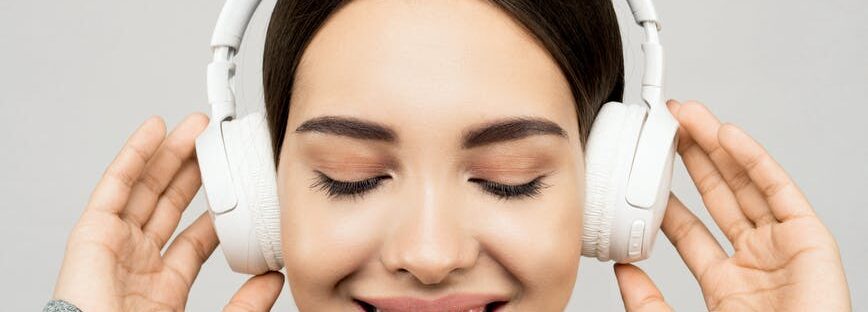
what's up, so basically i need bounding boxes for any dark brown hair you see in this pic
[263,0,624,166]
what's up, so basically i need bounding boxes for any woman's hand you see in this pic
[52,113,284,311]
[614,100,851,311]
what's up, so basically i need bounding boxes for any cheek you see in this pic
[277,164,382,303]
[479,169,584,308]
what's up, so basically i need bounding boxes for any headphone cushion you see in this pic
[581,102,630,260]
[223,112,284,271]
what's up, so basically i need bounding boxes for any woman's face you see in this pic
[276,0,585,310]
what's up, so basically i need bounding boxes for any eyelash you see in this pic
[468,175,550,201]
[309,171,550,201]
[309,171,391,201]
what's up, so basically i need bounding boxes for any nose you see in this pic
[380,185,480,285]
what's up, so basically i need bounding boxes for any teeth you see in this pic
[365,303,495,312]
[370,306,488,312]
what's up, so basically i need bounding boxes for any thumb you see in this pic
[614,263,672,312]
[223,271,285,312]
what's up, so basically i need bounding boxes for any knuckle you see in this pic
[163,138,189,164]
[761,179,791,198]
[176,233,209,263]
[707,143,726,160]
[224,301,258,312]
[633,293,668,311]
[163,183,190,211]
[671,217,702,246]
[742,150,767,171]
[136,170,163,194]
[106,166,136,189]
[696,170,725,197]
[727,168,753,193]
[128,141,153,165]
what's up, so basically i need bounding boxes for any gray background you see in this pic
[1,0,866,310]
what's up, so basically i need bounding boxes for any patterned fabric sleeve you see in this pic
[43,299,83,312]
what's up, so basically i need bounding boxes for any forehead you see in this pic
[287,0,579,143]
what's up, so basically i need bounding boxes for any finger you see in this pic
[87,116,166,215]
[142,159,202,249]
[668,101,753,242]
[660,193,728,284]
[718,123,815,222]
[121,112,209,227]
[672,100,776,226]
[163,211,219,289]
[223,272,285,312]
[614,263,673,312]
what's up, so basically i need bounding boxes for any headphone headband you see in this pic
[209,0,661,51]
[205,0,666,117]
[211,0,262,50]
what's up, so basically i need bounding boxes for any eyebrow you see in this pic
[294,115,568,149]
[295,116,397,142]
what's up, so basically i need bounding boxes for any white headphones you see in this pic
[195,0,679,274]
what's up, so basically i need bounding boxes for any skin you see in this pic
[277,0,583,310]
[50,0,851,311]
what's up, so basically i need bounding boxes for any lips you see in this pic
[354,294,509,312]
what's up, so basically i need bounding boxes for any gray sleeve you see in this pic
[43,299,83,312]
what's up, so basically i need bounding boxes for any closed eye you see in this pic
[309,170,391,201]
[468,175,550,200]
[309,171,551,201]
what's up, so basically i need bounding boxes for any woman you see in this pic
[47,0,851,311]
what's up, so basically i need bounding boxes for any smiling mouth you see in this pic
[354,299,508,312]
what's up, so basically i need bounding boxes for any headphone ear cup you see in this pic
[222,112,284,272]
[582,102,628,260]
[582,102,647,261]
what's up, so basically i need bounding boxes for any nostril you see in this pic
[485,301,507,312]
[354,299,377,312]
